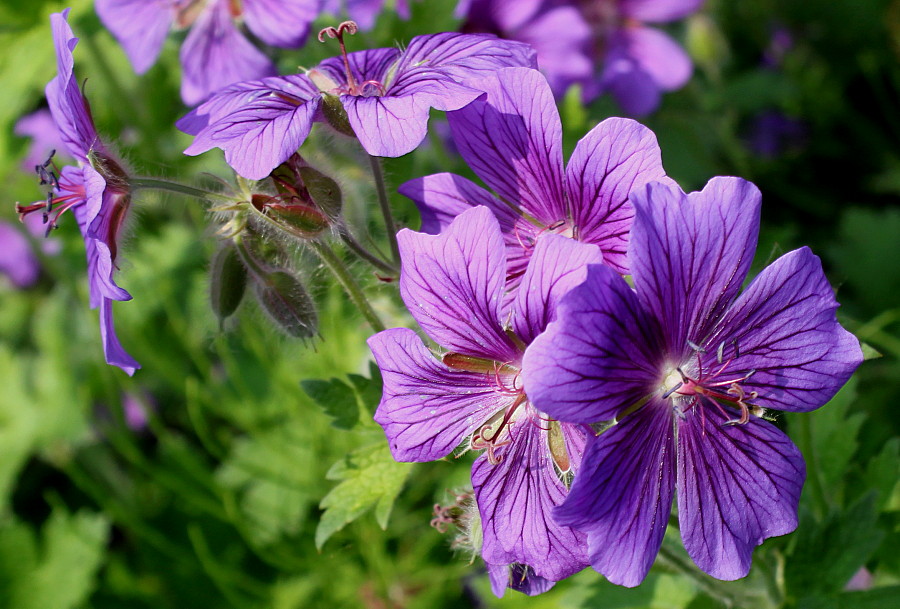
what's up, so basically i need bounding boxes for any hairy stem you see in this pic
[367,155,400,265]
[309,240,386,332]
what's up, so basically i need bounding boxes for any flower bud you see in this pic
[253,194,330,238]
[209,242,247,326]
[297,166,342,219]
[320,93,355,137]
[253,269,318,339]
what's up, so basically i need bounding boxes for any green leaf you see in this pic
[315,442,410,549]
[301,363,382,429]
[860,342,882,360]
[796,586,900,609]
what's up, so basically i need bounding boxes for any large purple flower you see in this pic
[523,177,863,586]
[178,30,536,179]
[369,206,597,592]
[17,10,139,375]
[96,0,320,105]
[400,67,669,299]
[458,0,703,115]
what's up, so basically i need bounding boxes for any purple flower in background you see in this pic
[401,67,669,300]
[523,177,863,586]
[179,27,536,179]
[17,10,139,375]
[96,0,321,105]
[369,206,598,593]
[323,0,412,30]
[0,221,41,288]
[458,0,703,115]
[14,109,68,172]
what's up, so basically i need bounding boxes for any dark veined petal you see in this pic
[512,234,602,345]
[473,411,589,581]
[369,328,511,462]
[178,1,276,105]
[242,0,318,48]
[620,0,705,23]
[95,0,172,74]
[397,206,518,362]
[555,401,676,587]
[629,178,761,360]
[566,117,669,274]
[182,75,321,180]
[99,296,140,376]
[394,32,537,85]
[705,247,863,412]
[315,47,401,88]
[524,264,661,424]
[676,403,804,580]
[344,68,482,157]
[448,67,567,224]
[486,562,555,598]
[399,172,517,235]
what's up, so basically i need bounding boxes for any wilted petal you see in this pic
[620,0,705,22]
[555,402,676,587]
[369,328,512,462]
[676,404,804,580]
[243,0,318,47]
[448,67,566,223]
[99,297,140,376]
[524,264,660,424]
[706,247,863,413]
[630,178,761,359]
[345,68,482,157]
[96,0,172,73]
[512,235,602,345]
[486,562,555,598]
[397,206,518,361]
[474,414,588,581]
[179,2,276,105]
[566,117,669,274]
[395,33,537,84]
[618,26,693,92]
[183,75,321,180]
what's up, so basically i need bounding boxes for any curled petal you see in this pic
[676,403,804,580]
[369,328,511,462]
[99,297,140,376]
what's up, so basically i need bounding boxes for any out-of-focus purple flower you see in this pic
[178,28,536,179]
[745,111,806,158]
[369,206,595,594]
[122,392,152,431]
[96,0,321,105]
[458,0,703,115]
[0,220,41,288]
[323,0,412,30]
[14,109,68,172]
[401,67,669,300]
[523,177,863,586]
[17,10,139,375]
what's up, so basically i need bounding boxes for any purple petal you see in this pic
[14,109,65,172]
[512,235,602,345]
[600,49,662,116]
[395,33,537,85]
[369,327,512,462]
[0,221,41,288]
[620,0,705,22]
[566,117,669,274]
[629,178,761,360]
[345,0,385,30]
[397,206,519,361]
[555,402,676,587]
[474,412,589,580]
[486,562,555,598]
[99,297,140,375]
[95,0,173,74]
[448,67,566,224]
[179,2,276,105]
[705,247,863,413]
[524,264,661,424]
[314,47,401,88]
[676,403,803,580]
[345,69,483,157]
[464,0,543,31]
[183,75,321,180]
[616,26,693,92]
[242,0,318,47]
[512,5,593,97]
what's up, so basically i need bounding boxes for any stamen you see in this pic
[662,382,683,399]
[318,21,361,92]
[687,339,705,353]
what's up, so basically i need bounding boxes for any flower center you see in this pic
[16,152,85,236]
[316,21,387,97]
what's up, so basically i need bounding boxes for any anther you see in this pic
[687,339,705,353]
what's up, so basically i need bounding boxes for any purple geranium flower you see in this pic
[178,28,536,179]
[369,206,597,593]
[458,0,703,115]
[323,0,412,30]
[523,177,863,586]
[0,220,41,289]
[400,67,669,300]
[17,10,139,375]
[96,0,320,105]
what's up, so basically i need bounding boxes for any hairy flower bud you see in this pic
[209,242,247,326]
[253,194,330,238]
[297,166,342,219]
[253,269,318,339]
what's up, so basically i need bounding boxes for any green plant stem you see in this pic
[367,155,400,265]
[308,240,386,332]
[338,224,398,275]
[657,543,739,607]
[131,177,233,204]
